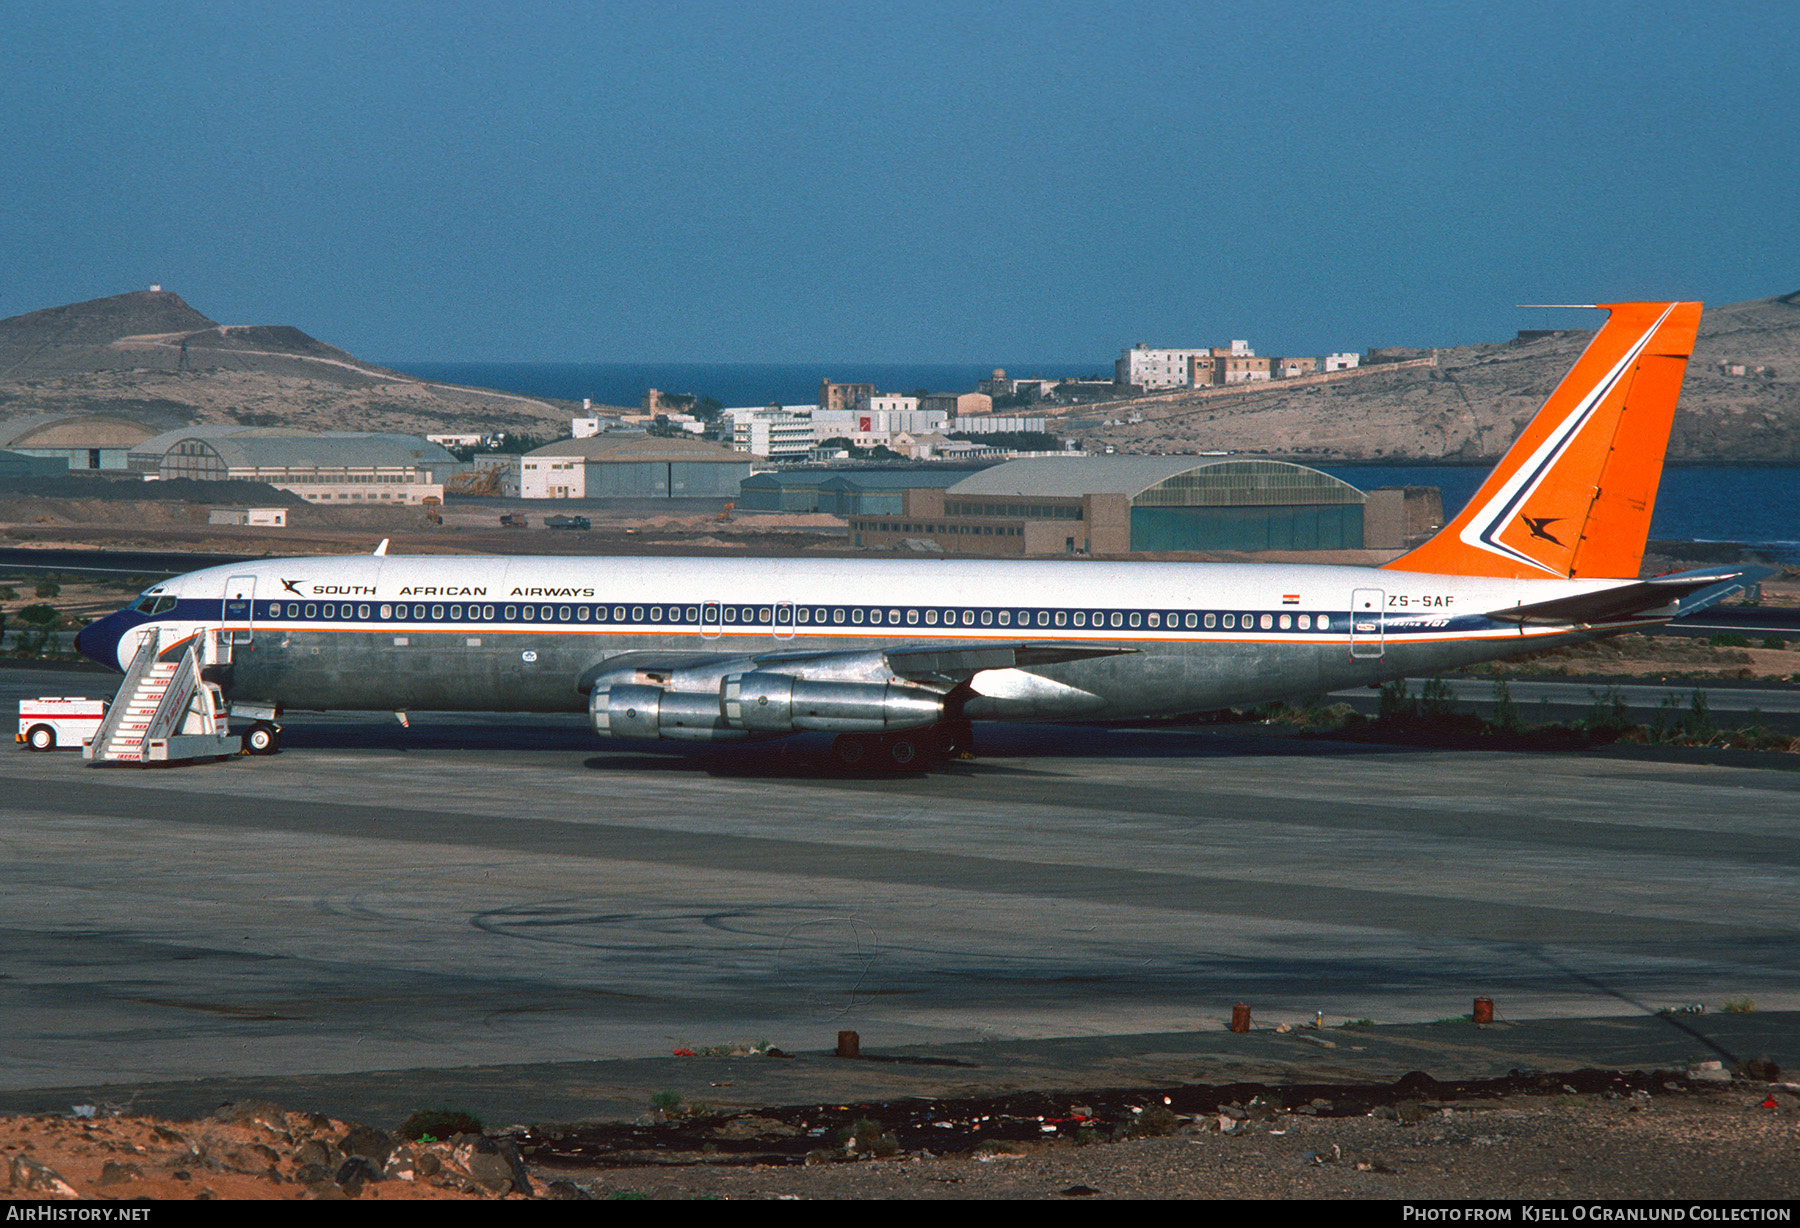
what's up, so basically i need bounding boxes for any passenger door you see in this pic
[222,575,257,644]
[1350,588,1384,658]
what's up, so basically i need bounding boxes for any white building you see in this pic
[1323,352,1361,371]
[870,393,919,416]
[950,414,1048,435]
[1116,345,1216,390]
[725,406,816,459]
[813,407,950,449]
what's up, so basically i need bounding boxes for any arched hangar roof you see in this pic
[945,457,1364,507]
[0,413,157,449]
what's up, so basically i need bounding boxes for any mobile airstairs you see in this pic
[83,627,238,765]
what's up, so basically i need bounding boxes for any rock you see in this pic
[96,1160,137,1186]
[1396,1100,1430,1123]
[296,1139,331,1169]
[337,1124,394,1164]
[9,1155,80,1197]
[544,1179,593,1200]
[334,1155,382,1197]
[415,1152,442,1178]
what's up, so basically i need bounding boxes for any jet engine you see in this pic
[588,672,945,743]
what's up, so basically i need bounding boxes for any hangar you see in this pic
[849,457,1435,555]
[0,412,157,471]
[514,434,753,499]
[737,468,974,515]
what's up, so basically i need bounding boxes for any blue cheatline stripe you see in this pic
[138,596,1574,643]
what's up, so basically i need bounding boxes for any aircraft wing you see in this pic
[1486,566,1772,627]
[575,642,1135,694]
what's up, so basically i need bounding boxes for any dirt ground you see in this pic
[4,1082,1796,1201]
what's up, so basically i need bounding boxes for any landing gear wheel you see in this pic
[831,733,870,767]
[242,722,281,756]
[26,724,55,752]
[928,719,973,758]
[882,734,921,769]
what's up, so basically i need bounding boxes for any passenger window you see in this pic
[288,603,300,617]
[647,606,660,622]
[432,605,444,619]
[906,609,918,625]
[1037,611,1049,626]
[522,606,535,621]
[1298,614,1311,630]
[759,607,772,623]
[725,607,738,623]
[1110,612,1123,628]
[359,604,370,619]
[613,606,625,620]
[981,610,993,626]
[1241,612,1252,626]
[505,605,516,619]
[449,605,461,619]
[833,608,845,624]
[1260,614,1273,630]
[1279,614,1291,629]
[1129,612,1141,628]
[632,606,644,622]
[267,604,281,619]
[562,606,574,621]
[1317,615,1331,631]
[413,605,425,619]
[889,609,901,623]
[685,606,698,622]
[577,606,590,621]
[925,609,938,625]
[998,611,1011,626]
[1073,612,1085,627]
[1223,614,1235,628]
[797,608,810,624]
[1147,613,1159,628]
[1185,613,1197,628]
[852,608,865,624]
[1204,613,1216,628]
[962,610,974,625]
[306,604,317,618]
[380,604,392,618]
[1054,611,1066,626]
[484,605,495,619]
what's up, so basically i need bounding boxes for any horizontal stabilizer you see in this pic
[1486,567,1771,627]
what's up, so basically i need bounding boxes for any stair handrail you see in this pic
[142,641,202,746]
[84,631,159,759]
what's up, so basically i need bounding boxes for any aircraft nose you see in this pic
[75,612,122,669]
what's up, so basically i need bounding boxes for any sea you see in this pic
[385,361,1800,562]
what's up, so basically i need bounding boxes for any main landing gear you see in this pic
[241,721,282,756]
[831,719,972,771]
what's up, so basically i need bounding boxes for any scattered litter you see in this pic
[69,1105,97,1119]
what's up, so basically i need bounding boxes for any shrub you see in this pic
[1764,635,1788,650]
[1709,632,1752,649]
[396,1108,483,1140]
[34,581,60,599]
[15,604,59,627]
[0,585,16,600]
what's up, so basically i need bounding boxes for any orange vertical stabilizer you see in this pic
[1384,300,1702,580]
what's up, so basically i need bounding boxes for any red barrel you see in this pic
[1473,996,1495,1025]
[1231,1002,1252,1033]
[836,1029,860,1058]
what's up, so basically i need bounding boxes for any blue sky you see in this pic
[2,0,1794,363]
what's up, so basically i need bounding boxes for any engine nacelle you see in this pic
[722,672,943,733]
[589,674,946,741]
[589,683,752,742]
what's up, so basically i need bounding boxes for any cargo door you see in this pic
[1350,588,1384,659]
[701,601,722,640]
[222,575,257,644]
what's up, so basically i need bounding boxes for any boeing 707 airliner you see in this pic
[74,301,1754,767]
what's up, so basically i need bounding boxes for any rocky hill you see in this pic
[1073,291,1800,462]
[0,289,572,436]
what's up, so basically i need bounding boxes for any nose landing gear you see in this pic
[241,721,282,756]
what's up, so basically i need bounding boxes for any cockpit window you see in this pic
[132,595,157,612]
[153,596,177,614]
[133,595,177,615]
